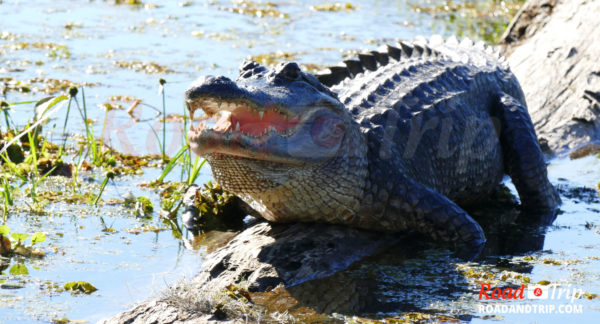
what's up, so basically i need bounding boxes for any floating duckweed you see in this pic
[113,60,174,74]
[481,315,505,321]
[0,31,19,41]
[217,0,290,18]
[136,196,154,214]
[310,2,356,12]
[9,263,29,275]
[191,30,240,41]
[105,157,117,167]
[5,42,71,59]
[63,281,97,294]
[124,225,167,234]
[542,259,562,266]
[63,22,83,30]
[0,77,97,95]
[110,0,144,5]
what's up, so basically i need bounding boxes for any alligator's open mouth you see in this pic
[187,95,323,164]
[186,96,345,164]
[187,97,301,138]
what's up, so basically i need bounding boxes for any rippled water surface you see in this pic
[1,0,599,323]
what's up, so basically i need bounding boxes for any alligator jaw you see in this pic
[186,96,341,164]
[186,96,300,134]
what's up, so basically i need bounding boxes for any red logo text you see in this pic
[479,284,526,300]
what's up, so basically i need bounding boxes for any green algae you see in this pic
[63,281,97,294]
[136,196,154,214]
[215,0,290,19]
[310,2,356,12]
[3,42,71,59]
[113,60,174,74]
[0,77,98,95]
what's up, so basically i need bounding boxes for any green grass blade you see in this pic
[149,126,164,157]
[35,166,57,187]
[92,176,110,206]
[158,146,187,182]
[187,156,206,185]
[0,96,68,157]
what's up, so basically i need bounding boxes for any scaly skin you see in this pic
[185,36,561,259]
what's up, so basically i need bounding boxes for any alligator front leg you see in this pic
[361,174,486,260]
[493,93,561,223]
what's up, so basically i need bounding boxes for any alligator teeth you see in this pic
[235,122,240,131]
[258,111,264,120]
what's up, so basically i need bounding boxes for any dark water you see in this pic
[1,0,599,323]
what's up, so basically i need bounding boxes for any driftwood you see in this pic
[102,0,600,322]
[100,221,402,323]
[500,0,600,154]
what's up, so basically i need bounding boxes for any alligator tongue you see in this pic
[230,109,299,137]
[214,112,232,132]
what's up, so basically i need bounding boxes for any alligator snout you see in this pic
[185,75,247,102]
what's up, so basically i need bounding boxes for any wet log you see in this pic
[100,220,400,323]
[500,0,600,154]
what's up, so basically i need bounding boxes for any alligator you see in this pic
[185,36,561,259]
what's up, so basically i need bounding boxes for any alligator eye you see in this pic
[240,60,259,72]
[276,62,301,81]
